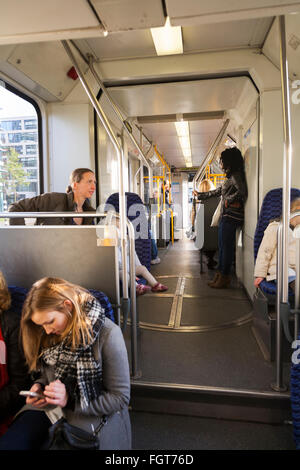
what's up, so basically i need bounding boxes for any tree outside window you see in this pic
[0,147,29,209]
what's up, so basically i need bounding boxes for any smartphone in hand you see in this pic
[19,391,44,399]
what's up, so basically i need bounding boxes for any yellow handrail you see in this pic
[154,146,172,205]
[204,164,226,187]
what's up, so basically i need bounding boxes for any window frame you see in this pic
[1,80,44,194]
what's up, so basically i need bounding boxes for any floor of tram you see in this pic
[128,235,291,392]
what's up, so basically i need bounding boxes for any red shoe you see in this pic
[136,284,151,296]
[151,283,168,292]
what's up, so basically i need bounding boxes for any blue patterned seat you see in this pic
[8,285,115,322]
[254,188,300,450]
[291,354,300,449]
[105,192,152,273]
[254,187,300,299]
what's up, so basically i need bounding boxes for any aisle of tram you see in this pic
[127,235,292,426]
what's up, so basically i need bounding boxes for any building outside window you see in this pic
[0,120,22,131]
[0,84,40,219]
[24,119,37,130]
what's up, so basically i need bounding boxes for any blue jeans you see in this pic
[218,216,242,275]
[150,230,158,259]
[0,410,51,450]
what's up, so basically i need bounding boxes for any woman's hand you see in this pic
[26,383,47,408]
[192,190,199,197]
[254,277,264,288]
[43,379,68,408]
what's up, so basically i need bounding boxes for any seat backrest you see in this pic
[105,192,152,270]
[254,187,300,261]
[0,226,119,305]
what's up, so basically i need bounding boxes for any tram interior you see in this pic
[1,0,300,450]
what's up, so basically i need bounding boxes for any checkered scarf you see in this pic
[41,298,105,409]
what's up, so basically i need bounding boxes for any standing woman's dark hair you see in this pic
[219,147,245,175]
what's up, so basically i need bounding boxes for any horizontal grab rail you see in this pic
[0,211,108,218]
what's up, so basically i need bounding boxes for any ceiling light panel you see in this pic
[151,17,183,56]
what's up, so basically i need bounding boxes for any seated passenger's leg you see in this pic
[150,232,160,264]
[136,266,168,292]
[136,265,157,287]
[0,410,51,450]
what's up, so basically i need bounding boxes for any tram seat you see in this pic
[252,187,300,361]
[105,192,152,272]
[254,187,300,303]
[8,285,115,322]
[199,196,219,273]
[291,343,300,449]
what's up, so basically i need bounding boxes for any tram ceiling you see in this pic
[263,15,300,80]
[110,77,257,169]
[0,3,298,113]
[106,77,256,118]
[0,0,299,46]
[73,17,273,61]
[0,12,275,103]
[138,119,225,169]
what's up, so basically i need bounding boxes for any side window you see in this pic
[0,82,42,218]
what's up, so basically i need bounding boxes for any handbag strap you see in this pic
[91,415,108,436]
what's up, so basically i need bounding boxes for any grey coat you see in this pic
[35,318,131,450]
[8,191,95,225]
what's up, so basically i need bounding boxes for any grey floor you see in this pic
[131,411,295,450]
[129,237,290,391]
[127,237,295,451]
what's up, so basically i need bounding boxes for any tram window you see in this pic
[0,83,42,218]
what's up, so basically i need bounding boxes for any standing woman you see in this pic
[9,168,96,225]
[0,277,131,450]
[193,147,248,288]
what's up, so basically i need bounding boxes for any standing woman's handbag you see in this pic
[210,199,222,227]
[47,416,107,450]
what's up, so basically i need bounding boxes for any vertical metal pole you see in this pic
[271,225,287,391]
[134,166,141,194]
[127,220,139,377]
[295,239,300,340]
[88,59,153,198]
[279,15,292,304]
[270,15,292,392]
[61,40,129,299]
[139,128,144,201]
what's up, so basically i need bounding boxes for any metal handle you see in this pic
[88,57,153,199]
[61,40,129,300]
